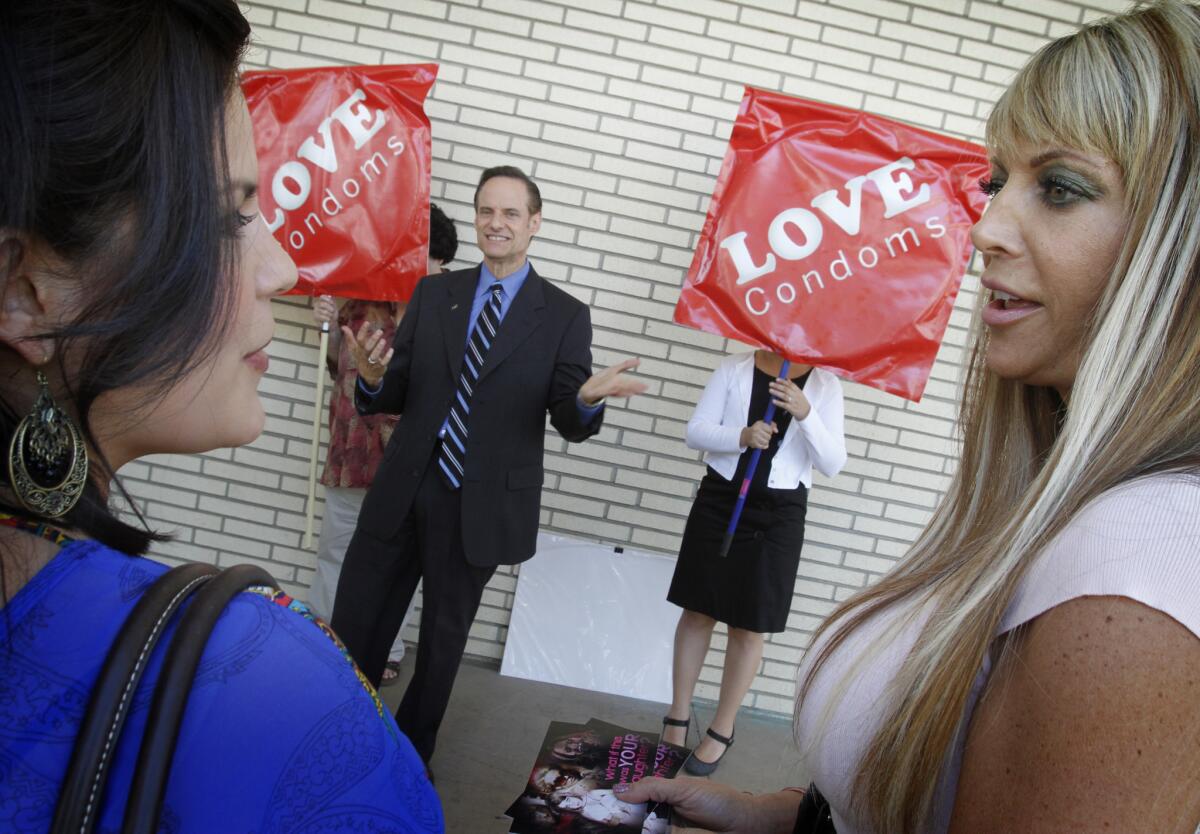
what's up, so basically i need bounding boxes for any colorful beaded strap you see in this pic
[0,511,75,545]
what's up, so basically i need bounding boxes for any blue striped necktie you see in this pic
[438,282,503,489]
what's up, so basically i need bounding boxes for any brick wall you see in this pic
[122,0,1125,717]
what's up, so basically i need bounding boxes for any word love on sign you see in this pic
[242,64,436,301]
[678,88,989,401]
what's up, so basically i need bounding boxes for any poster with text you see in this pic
[506,720,671,833]
[677,87,989,401]
[242,63,436,301]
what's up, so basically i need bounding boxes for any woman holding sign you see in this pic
[621,3,1200,832]
[0,2,441,830]
[661,350,845,775]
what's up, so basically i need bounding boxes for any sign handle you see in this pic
[302,322,330,549]
[719,360,790,557]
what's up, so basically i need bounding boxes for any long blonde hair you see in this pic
[796,3,1200,830]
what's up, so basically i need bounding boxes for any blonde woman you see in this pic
[618,3,1200,832]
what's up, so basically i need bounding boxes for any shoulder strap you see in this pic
[120,563,277,834]
[52,562,279,834]
[51,562,219,834]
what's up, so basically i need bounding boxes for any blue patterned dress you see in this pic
[0,540,444,833]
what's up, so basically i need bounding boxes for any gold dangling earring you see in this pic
[7,371,88,518]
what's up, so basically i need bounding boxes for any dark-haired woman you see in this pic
[0,2,441,830]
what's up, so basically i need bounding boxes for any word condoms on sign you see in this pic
[677,88,989,401]
[243,64,436,302]
[723,157,948,316]
[264,88,407,249]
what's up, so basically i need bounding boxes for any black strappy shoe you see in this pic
[683,726,735,776]
[661,714,690,745]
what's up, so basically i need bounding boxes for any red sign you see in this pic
[242,64,437,301]
[678,88,989,401]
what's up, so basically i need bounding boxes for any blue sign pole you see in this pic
[718,360,790,558]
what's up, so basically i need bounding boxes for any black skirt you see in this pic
[666,470,808,633]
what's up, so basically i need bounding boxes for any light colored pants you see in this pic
[309,486,413,662]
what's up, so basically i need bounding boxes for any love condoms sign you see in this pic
[242,64,437,301]
[677,88,990,401]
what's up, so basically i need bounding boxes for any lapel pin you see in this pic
[451,303,459,310]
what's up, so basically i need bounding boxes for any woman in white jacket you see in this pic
[661,350,846,774]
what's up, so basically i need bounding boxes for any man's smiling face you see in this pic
[474,175,540,275]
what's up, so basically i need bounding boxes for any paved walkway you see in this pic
[381,656,811,832]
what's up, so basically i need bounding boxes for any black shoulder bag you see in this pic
[794,782,837,833]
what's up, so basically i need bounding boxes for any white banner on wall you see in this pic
[500,532,681,704]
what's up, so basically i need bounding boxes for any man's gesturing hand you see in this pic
[578,358,648,406]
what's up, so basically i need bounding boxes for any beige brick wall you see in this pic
[122,0,1125,717]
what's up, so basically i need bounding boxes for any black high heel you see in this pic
[683,726,735,776]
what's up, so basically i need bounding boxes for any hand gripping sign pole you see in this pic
[242,64,436,548]
[719,359,789,558]
[680,88,989,550]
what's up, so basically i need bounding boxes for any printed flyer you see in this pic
[506,719,688,833]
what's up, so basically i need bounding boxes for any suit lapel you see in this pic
[440,267,479,375]
[476,266,546,384]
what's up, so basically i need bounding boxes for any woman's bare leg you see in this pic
[663,609,717,746]
[693,626,764,762]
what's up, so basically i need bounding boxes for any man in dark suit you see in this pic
[331,166,645,764]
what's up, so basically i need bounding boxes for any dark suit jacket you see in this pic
[355,264,602,567]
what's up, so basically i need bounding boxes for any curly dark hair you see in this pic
[428,202,458,266]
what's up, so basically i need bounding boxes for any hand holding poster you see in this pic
[506,719,685,833]
[241,64,436,301]
[677,88,989,401]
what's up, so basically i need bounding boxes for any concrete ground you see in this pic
[381,655,810,833]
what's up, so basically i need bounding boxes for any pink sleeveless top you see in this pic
[795,473,1200,833]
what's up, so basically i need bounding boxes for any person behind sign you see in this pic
[617,3,1200,832]
[0,1,442,829]
[306,202,458,686]
[659,351,845,775]
[331,165,648,768]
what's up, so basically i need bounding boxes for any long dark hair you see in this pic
[0,0,251,555]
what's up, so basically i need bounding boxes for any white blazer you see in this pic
[686,352,847,490]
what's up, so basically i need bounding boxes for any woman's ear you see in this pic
[0,232,67,367]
